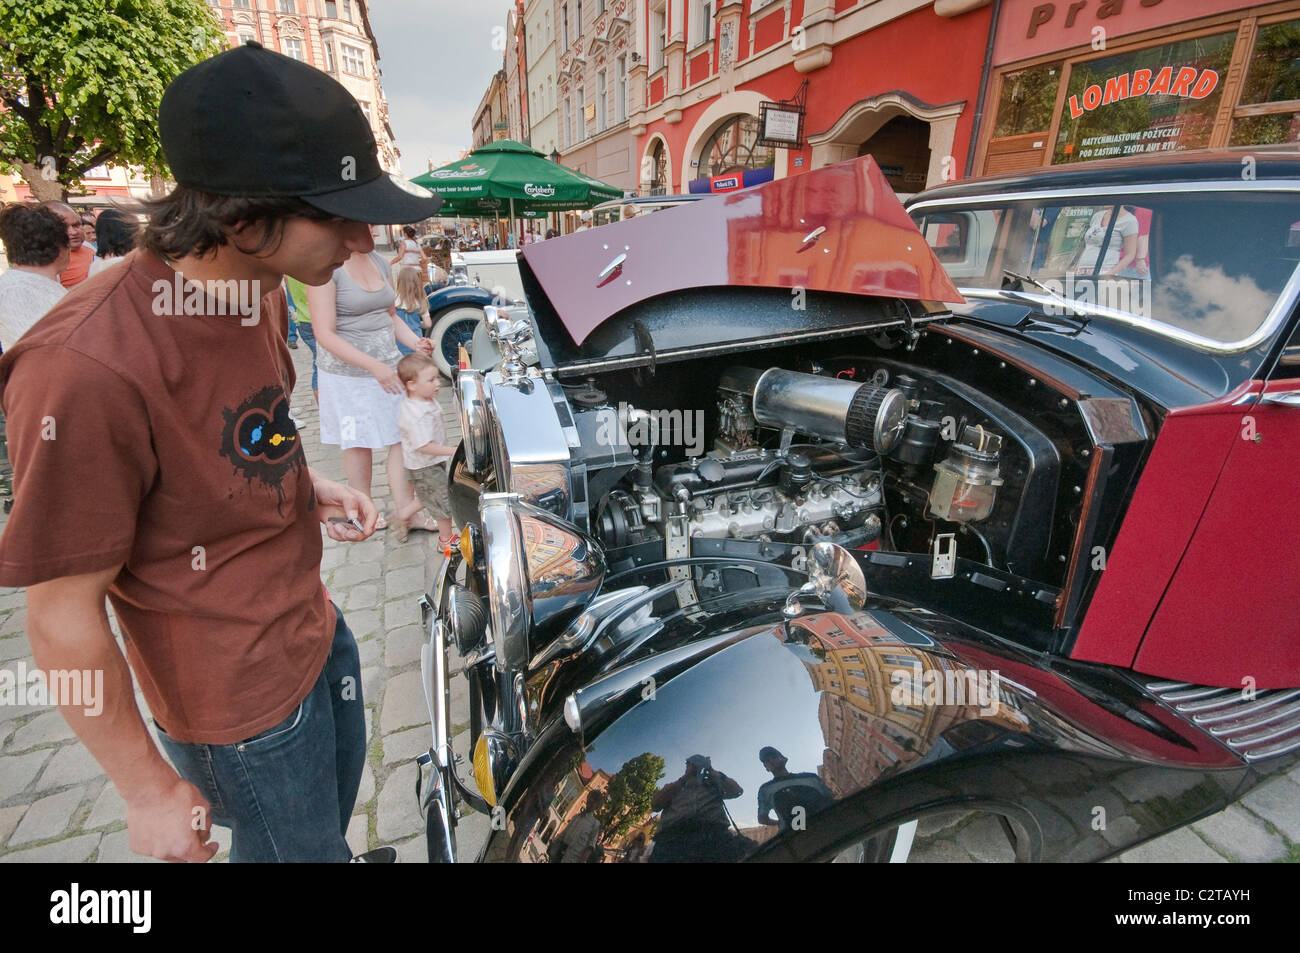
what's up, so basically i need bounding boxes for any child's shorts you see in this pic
[407,464,451,520]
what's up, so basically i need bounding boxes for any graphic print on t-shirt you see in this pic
[220,384,302,512]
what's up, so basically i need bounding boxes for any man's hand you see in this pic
[125,774,220,863]
[311,470,378,541]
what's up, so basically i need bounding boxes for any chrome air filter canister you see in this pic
[751,367,908,455]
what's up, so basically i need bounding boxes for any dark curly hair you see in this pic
[0,204,70,267]
[139,185,340,260]
[93,208,139,258]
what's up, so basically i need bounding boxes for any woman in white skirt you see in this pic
[307,249,436,532]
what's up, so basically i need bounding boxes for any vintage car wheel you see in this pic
[429,306,485,379]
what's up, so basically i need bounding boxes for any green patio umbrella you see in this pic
[410,140,623,218]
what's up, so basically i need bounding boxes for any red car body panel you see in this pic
[521,156,964,345]
[1070,378,1300,687]
[1131,376,1300,687]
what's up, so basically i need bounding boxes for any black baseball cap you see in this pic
[159,42,440,224]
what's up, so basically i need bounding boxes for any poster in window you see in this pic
[1053,34,1235,165]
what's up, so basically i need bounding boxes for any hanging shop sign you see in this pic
[757,101,806,148]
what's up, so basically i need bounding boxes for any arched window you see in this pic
[698,115,773,179]
[702,115,769,178]
[649,140,668,195]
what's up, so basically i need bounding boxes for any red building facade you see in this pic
[629,0,994,198]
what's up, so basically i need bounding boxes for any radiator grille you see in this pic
[1146,681,1300,763]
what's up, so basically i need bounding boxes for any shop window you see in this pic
[994,62,1062,138]
[1231,19,1300,147]
[1053,33,1235,165]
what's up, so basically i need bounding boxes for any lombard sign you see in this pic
[1067,65,1220,118]
[994,0,1259,64]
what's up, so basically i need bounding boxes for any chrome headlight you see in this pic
[456,368,492,475]
[479,493,606,671]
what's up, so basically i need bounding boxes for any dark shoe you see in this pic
[288,339,299,349]
[350,846,397,863]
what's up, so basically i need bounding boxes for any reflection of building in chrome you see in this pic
[521,518,581,585]
[521,760,612,863]
[786,611,1027,799]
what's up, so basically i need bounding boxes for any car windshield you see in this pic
[910,191,1300,347]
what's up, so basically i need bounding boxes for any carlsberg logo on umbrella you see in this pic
[524,183,557,198]
[429,167,489,179]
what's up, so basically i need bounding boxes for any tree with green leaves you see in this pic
[0,0,226,201]
[595,752,665,845]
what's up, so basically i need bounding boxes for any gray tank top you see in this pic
[316,252,401,378]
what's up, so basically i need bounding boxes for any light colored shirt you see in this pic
[0,269,67,350]
[284,276,312,323]
[88,255,125,277]
[398,238,422,267]
[316,252,399,378]
[1076,208,1139,273]
[398,396,449,471]
[558,812,601,863]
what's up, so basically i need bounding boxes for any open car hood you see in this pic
[519,156,963,364]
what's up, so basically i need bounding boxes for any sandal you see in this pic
[407,513,439,534]
[375,516,389,531]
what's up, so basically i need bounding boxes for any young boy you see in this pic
[395,353,456,545]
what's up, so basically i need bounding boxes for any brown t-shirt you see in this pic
[0,250,332,744]
[60,244,94,288]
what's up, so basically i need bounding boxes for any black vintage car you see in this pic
[417,153,1300,862]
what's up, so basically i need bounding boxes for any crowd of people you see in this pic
[0,202,456,545]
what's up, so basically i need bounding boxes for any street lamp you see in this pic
[550,148,560,163]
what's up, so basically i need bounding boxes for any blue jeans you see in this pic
[156,603,365,862]
[296,320,319,391]
[287,313,299,344]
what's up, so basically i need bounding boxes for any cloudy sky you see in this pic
[368,1,514,180]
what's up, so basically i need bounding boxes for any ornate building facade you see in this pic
[526,0,562,158]
[205,0,402,176]
[554,0,643,194]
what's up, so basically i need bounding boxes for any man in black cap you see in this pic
[0,42,441,862]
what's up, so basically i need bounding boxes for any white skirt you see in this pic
[317,369,403,449]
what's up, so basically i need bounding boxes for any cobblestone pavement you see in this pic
[0,344,1297,863]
